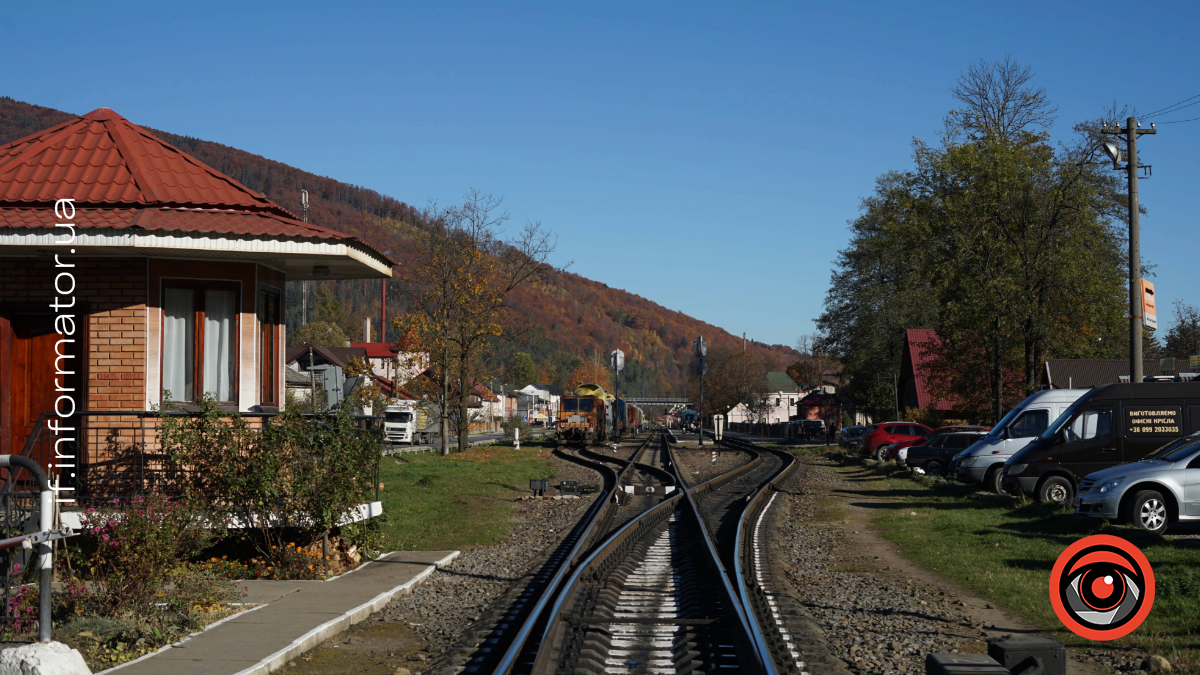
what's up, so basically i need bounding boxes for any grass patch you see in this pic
[836,462,1200,672]
[377,445,558,551]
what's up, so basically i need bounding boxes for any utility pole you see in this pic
[381,279,387,344]
[301,190,310,326]
[694,337,707,446]
[1103,118,1156,384]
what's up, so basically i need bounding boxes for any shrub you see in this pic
[74,494,234,618]
[158,396,382,567]
[501,415,533,441]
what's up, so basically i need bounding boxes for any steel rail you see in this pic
[489,434,656,675]
[662,433,770,674]
[725,437,797,675]
[517,430,767,674]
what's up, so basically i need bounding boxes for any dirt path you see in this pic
[772,455,1112,675]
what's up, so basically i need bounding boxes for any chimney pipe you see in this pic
[364,317,371,343]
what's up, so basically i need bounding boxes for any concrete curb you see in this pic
[231,550,459,675]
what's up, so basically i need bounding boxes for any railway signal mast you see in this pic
[610,349,625,437]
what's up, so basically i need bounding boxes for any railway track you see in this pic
[431,430,803,675]
[429,436,655,675]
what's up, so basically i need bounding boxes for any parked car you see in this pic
[1003,382,1200,505]
[792,419,826,442]
[840,425,868,450]
[905,431,988,476]
[887,425,991,462]
[951,389,1088,493]
[1075,433,1200,534]
[863,422,932,460]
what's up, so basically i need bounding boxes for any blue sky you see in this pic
[3,1,1198,347]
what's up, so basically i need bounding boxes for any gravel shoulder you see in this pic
[278,452,602,675]
[772,455,1112,675]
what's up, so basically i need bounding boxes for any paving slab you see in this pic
[100,550,458,675]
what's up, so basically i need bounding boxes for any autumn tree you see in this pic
[569,355,612,392]
[688,349,771,422]
[394,189,554,454]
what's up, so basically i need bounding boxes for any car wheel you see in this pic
[1130,490,1169,535]
[875,445,890,462]
[1037,476,1073,505]
[984,465,1005,495]
[925,460,945,477]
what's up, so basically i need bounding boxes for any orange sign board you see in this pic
[1141,279,1157,330]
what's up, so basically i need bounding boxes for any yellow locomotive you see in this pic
[557,383,615,443]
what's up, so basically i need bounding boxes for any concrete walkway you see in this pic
[103,550,458,675]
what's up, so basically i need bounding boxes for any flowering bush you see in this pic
[76,494,235,617]
[196,543,326,580]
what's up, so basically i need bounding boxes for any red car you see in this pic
[886,425,992,462]
[862,422,932,460]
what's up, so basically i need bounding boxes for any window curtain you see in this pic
[163,288,195,401]
[204,290,236,402]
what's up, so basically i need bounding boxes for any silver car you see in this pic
[1075,434,1200,534]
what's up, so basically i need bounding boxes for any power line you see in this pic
[1145,93,1200,117]
[1157,115,1200,124]
[1149,98,1200,118]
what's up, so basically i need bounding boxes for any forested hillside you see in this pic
[0,96,798,394]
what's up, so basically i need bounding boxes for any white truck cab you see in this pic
[953,388,1088,493]
[383,402,417,445]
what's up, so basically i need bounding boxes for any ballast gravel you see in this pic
[378,453,601,659]
[673,446,753,486]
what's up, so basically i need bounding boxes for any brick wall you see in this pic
[2,257,147,411]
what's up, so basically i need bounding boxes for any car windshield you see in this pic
[987,404,1027,438]
[578,399,594,412]
[385,411,412,422]
[1147,437,1200,462]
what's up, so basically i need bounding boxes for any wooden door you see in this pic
[0,313,65,464]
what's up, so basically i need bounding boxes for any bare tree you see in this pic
[789,332,838,392]
[947,55,1057,143]
[395,189,555,454]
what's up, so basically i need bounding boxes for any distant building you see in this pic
[349,341,427,387]
[727,371,803,425]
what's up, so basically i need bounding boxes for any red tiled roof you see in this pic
[903,329,957,411]
[0,107,283,213]
[351,342,401,359]
[0,107,394,265]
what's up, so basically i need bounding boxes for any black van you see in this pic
[1001,382,1200,504]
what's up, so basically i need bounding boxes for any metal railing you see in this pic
[0,455,72,642]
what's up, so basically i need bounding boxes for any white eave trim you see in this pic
[0,228,393,278]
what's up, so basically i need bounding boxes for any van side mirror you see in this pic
[1001,426,1010,440]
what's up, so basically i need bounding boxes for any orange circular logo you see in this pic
[1049,534,1154,640]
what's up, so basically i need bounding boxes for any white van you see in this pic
[953,388,1088,493]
